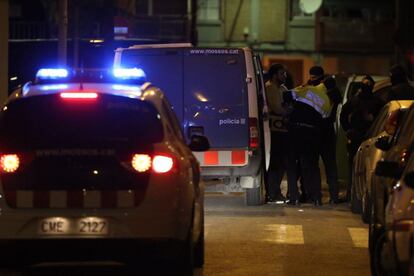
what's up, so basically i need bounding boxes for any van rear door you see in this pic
[183,49,249,149]
[118,48,184,122]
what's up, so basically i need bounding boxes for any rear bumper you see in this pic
[201,153,261,178]
[0,238,186,265]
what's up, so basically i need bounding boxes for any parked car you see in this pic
[335,75,390,191]
[351,100,413,221]
[375,141,414,275]
[114,44,270,205]
[370,102,414,274]
[0,68,209,274]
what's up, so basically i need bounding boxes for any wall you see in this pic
[198,0,287,45]
[0,0,8,101]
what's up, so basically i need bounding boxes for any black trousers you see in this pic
[320,125,339,200]
[266,131,288,199]
[287,125,322,201]
[346,141,360,200]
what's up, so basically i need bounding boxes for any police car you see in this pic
[0,68,209,273]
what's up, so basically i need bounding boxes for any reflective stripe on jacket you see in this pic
[292,84,331,118]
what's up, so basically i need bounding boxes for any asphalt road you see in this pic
[1,193,370,276]
[202,193,370,276]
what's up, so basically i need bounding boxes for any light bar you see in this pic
[113,68,146,79]
[36,68,69,79]
[40,84,69,91]
[60,92,98,99]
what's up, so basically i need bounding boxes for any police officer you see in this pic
[340,75,384,201]
[321,76,342,204]
[284,80,334,206]
[306,66,342,204]
[386,65,414,101]
[265,63,289,203]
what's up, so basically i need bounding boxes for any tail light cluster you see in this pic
[131,154,174,174]
[385,110,400,135]
[0,153,174,174]
[0,154,20,173]
[249,118,259,149]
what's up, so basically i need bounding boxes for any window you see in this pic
[198,0,220,21]
[290,0,314,20]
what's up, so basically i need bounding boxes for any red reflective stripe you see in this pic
[231,150,246,165]
[204,151,219,165]
[101,191,117,208]
[67,190,84,208]
[3,190,17,208]
[33,191,50,208]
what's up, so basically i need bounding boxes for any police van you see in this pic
[114,44,270,205]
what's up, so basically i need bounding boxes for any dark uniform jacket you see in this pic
[387,83,414,102]
[340,91,384,144]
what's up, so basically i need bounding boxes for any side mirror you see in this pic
[189,135,210,152]
[375,136,391,151]
[404,171,414,189]
[375,161,403,179]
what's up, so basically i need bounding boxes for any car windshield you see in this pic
[0,93,163,150]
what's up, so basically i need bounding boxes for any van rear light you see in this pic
[152,155,174,173]
[0,154,20,173]
[131,154,174,173]
[249,118,259,149]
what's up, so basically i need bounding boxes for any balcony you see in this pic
[316,17,394,53]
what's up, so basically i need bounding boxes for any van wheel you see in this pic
[245,168,265,206]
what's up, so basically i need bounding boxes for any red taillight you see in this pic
[385,110,400,135]
[152,155,174,173]
[0,154,20,173]
[249,118,259,149]
[131,154,174,174]
[60,92,98,99]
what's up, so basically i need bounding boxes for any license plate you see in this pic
[38,217,108,235]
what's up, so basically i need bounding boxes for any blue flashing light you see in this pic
[113,68,146,80]
[36,68,69,79]
[112,84,141,91]
[39,84,69,91]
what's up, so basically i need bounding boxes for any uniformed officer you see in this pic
[284,81,334,206]
[265,63,289,203]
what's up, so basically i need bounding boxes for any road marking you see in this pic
[263,224,304,245]
[348,227,368,248]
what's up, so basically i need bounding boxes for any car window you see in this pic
[366,106,388,137]
[374,86,392,103]
[0,94,164,150]
[396,107,414,144]
[347,81,362,100]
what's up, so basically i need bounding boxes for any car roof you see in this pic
[7,82,168,110]
[386,100,414,110]
[373,78,391,92]
[348,75,389,82]
[20,82,144,99]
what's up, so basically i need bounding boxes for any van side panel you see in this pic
[183,49,249,148]
[119,49,184,122]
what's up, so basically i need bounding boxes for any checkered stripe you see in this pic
[2,190,144,209]
[193,150,248,167]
